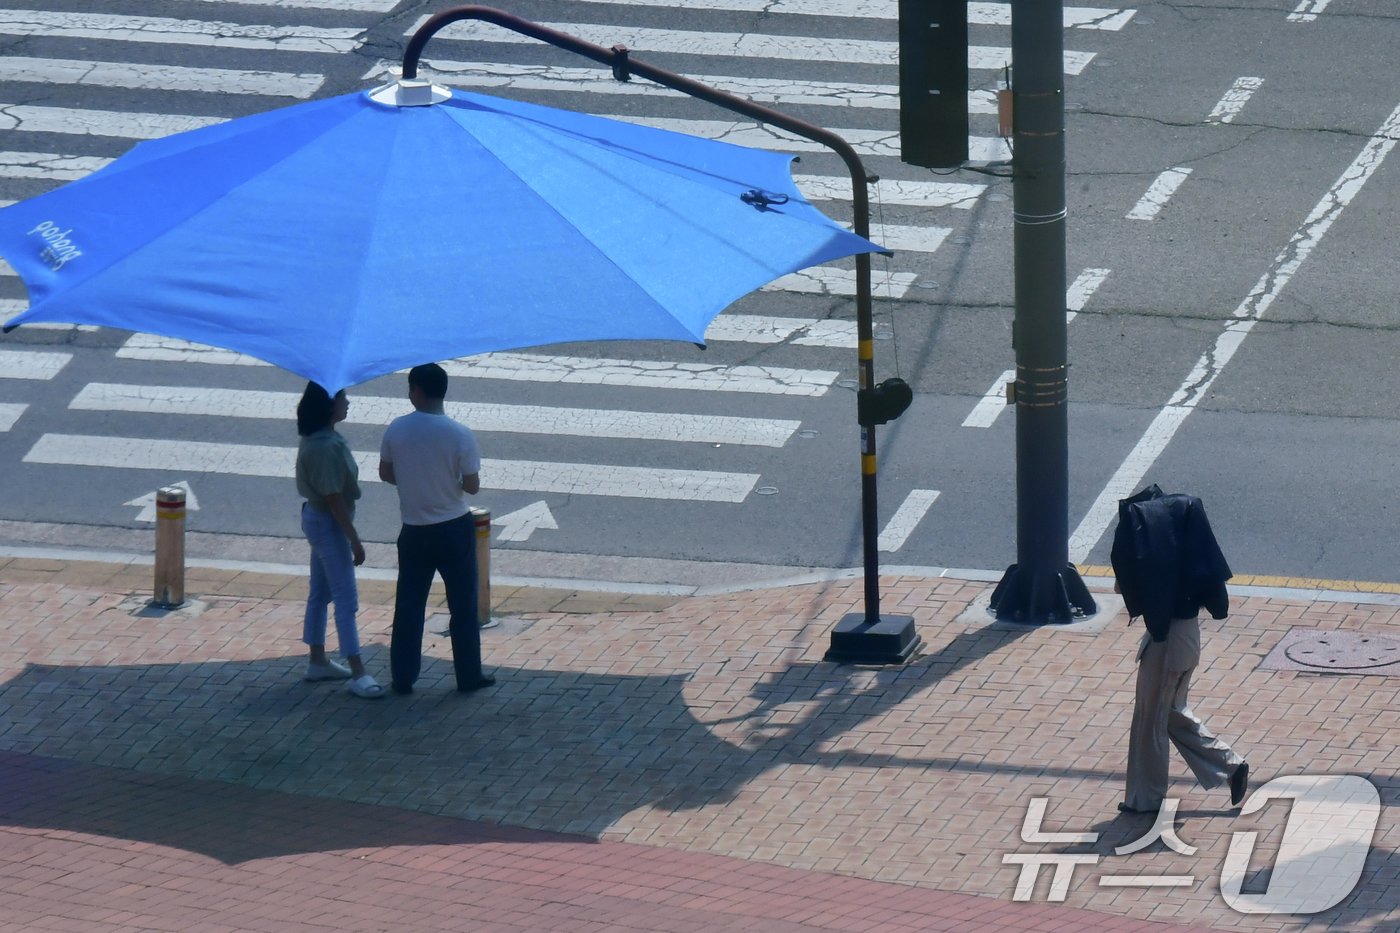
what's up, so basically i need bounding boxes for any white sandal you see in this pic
[347,675,385,699]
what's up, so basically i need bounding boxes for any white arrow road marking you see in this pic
[493,501,559,542]
[123,480,200,523]
[1071,99,1400,563]
[878,489,940,552]
[27,435,760,503]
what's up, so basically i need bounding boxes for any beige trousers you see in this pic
[1124,617,1244,811]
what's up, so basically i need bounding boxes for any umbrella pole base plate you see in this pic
[824,613,921,665]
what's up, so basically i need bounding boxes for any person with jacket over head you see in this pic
[1111,484,1249,814]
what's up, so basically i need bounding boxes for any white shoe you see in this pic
[304,659,352,682]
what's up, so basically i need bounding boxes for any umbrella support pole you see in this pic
[403,7,919,663]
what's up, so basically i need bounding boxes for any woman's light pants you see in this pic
[301,502,361,658]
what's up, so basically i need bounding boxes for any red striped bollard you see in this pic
[152,486,186,609]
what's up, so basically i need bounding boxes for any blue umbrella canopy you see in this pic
[0,82,886,392]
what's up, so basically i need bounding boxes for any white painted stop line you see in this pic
[25,434,762,503]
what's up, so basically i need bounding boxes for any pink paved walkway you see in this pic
[1,557,1397,930]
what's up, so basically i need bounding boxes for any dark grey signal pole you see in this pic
[987,0,1096,624]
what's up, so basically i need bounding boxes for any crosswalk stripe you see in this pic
[0,102,221,139]
[0,348,71,380]
[0,10,364,53]
[0,150,108,181]
[970,2,1136,29]
[186,0,400,10]
[0,298,95,332]
[0,100,1005,164]
[113,336,839,397]
[378,60,1004,116]
[766,267,918,299]
[0,402,26,431]
[442,353,837,397]
[549,0,1134,30]
[862,224,950,254]
[20,311,872,351]
[797,174,985,209]
[0,57,326,99]
[24,433,762,503]
[413,19,1097,75]
[115,335,270,367]
[604,113,1010,163]
[707,315,872,348]
[69,383,801,448]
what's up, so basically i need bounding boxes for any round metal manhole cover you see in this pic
[1284,632,1400,670]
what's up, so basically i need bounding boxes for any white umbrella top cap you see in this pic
[366,79,452,108]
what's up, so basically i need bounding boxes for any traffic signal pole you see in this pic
[987,0,1097,623]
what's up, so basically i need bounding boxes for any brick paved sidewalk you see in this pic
[0,555,1396,931]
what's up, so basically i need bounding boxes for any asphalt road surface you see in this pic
[0,0,1397,587]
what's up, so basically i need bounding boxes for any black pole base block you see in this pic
[824,613,922,665]
[988,562,1098,625]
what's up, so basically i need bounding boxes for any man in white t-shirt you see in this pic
[378,363,492,695]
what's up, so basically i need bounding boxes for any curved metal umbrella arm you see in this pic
[401,6,874,239]
[402,5,892,628]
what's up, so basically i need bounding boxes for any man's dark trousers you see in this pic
[390,513,481,692]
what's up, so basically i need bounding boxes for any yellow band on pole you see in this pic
[859,338,874,360]
[862,453,877,475]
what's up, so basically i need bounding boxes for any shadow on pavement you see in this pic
[0,621,1064,863]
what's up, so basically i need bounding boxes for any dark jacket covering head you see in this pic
[1110,484,1233,643]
